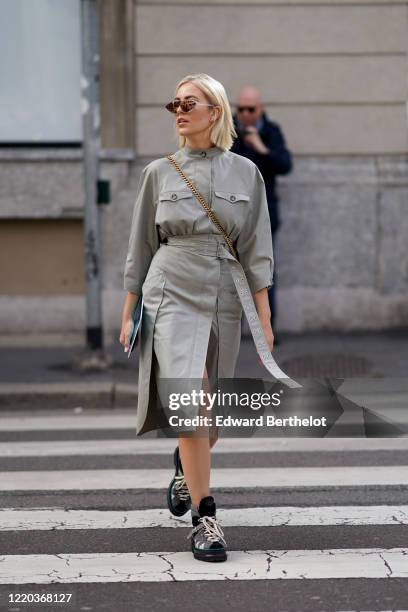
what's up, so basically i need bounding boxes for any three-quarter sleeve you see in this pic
[123,163,159,294]
[235,165,274,294]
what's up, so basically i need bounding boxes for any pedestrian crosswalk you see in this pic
[1,410,408,608]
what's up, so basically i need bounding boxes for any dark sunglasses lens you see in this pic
[165,101,178,113]
[238,106,256,113]
[181,100,195,112]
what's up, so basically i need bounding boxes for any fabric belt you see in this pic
[161,234,302,389]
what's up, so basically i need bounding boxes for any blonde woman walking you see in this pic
[120,73,293,562]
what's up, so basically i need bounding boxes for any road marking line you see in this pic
[1,548,407,584]
[1,505,408,531]
[2,437,408,456]
[1,466,408,491]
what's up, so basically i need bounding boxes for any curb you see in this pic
[0,382,138,410]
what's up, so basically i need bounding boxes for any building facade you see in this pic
[0,0,407,336]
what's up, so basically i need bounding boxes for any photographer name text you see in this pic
[168,415,327,428]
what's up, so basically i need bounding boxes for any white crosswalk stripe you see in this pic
[2,436,408,456]
[1,409,408,607]
[1,505,408,531]
[2,465,408,490]
[1,548,408,584]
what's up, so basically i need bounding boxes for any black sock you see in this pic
[191,504,200,526]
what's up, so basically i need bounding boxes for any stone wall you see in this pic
[0,0,407,334]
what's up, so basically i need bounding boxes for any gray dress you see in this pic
[124,144,297,436]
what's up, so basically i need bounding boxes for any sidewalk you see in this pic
[0,328,407,411]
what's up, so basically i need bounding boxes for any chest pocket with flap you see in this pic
[159,189,193,203]
[213,190,251,234]
[156,188,198,231]
[214,191,250,204]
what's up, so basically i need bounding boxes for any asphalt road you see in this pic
[1,408,408,611]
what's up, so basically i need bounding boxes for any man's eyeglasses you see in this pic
[237,106,256,113]
[165,99,217,114]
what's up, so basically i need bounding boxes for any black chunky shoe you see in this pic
[187,495,227,562]
[166,446,191,516]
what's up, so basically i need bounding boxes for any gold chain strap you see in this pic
[166,154,238,260]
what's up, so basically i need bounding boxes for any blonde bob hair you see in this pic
[173,73,237,152]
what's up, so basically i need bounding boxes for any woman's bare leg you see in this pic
[178,365,213,508]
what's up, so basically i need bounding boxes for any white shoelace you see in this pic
[187,515,226,545]
[174,474,191,501]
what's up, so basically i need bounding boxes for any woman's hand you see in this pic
[119,292,139,353]
[119,319,134,353]
[119,318,135,353]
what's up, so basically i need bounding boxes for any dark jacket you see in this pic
[230,112,292,232]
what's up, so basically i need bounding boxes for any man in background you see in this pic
[230,86,293,344]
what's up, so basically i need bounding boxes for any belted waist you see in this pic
[159,234,301,389]
[160,233,230,258]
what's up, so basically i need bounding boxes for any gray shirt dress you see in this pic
[124,144,297,436]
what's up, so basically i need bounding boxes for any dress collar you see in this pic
[180,144,225,159]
